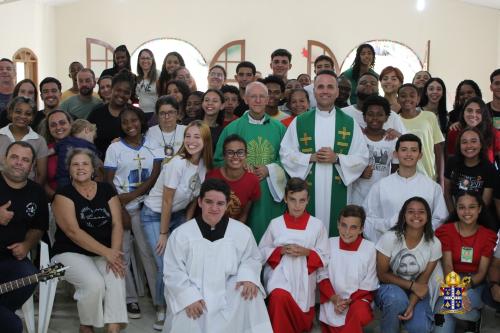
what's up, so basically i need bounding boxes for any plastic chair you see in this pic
[22,241,59,333]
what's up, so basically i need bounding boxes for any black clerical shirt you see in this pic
[195,215,229,242]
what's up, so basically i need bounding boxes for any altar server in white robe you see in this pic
[259,177,329,333]
[280,70,369,237]
[317,205,378,333]
[162,178,272,333]
[362,133,448,243]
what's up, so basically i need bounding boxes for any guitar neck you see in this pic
[0,273,39,295]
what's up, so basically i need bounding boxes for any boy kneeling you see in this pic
[318,205,379,333]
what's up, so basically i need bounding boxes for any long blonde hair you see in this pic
[177,120,213,169]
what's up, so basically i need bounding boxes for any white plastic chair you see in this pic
[22,241,59,333]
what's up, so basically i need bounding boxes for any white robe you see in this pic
[280,108,369,232]
[362,172,448,243]
[259,214,330,312]
[342,105,407,134]
[317,237,379,327]
[163,218,272,333]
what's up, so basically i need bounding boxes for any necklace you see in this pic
[160,125,177,159]
[74,181,96,200]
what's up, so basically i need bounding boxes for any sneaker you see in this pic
[153,311,165,331]
[126,302,141,319]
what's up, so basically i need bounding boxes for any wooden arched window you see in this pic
[12,48,38,83]
[209,40,245,84]
[86,38,114,77]
[307,40,340,76]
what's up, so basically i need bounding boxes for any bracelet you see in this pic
[409,280,414,291]
[160,231,168,235]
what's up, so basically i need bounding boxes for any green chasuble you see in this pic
[296,107,354,237]
[214,112,287,242]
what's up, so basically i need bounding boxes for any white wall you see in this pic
[0,0,56,84]
[1,0,498,101]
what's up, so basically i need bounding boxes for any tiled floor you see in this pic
[28,283,499,333]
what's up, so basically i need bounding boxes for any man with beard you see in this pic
[60,68,102,119]
[342,72,406,134]
[31,77,63,132]
[0,141,49,333]
[280,70,369,237]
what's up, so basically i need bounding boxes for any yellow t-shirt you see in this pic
[400,111,444,180]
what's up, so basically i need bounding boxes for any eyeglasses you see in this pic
[224,149,246,158]
[49,120,69,128]
[158,111,177,118]
[209,72,225,79]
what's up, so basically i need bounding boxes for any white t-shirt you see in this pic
[350,135,398,205]
[104,138,163,210]
[136,75,158,114]
[144,155,206,213]
[376,230,442,281]
[145,124,186,159]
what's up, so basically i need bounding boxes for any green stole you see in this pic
[296,107,354,237]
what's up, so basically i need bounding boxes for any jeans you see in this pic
[375,283,433,333]
[0,257,38,333]
[141,205,186,306]
[434,284,485,333]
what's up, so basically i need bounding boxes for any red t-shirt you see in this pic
[281,115,295,128]
[223,114,239,128]
[206,168,261,220]
[435,222,497,274]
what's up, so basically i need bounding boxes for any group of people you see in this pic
[0,41,499,333]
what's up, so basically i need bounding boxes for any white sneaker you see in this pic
[153,311,165,331]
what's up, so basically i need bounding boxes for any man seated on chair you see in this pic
[0,141,49,333]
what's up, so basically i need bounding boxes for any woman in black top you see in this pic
[52,148,126,333]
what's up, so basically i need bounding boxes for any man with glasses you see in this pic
[207,134,260,224]
[214,81,286,242]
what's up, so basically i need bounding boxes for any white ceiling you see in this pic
[462,0,500,10]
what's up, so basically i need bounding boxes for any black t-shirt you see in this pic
[0,92,11,128]
[486,102,500,130]
[87,104,122,156]
[52,182,117,256]
[0,175,49,259]
[234,102,249,117]
[87,104,144,156]
[31,110,47,133]
[444,156,496,198]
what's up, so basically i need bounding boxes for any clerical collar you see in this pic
[315,106,336,115]
[283,211,310,230]
[195,215,229,242]
[247,112,267,124]
[339,235,363,251]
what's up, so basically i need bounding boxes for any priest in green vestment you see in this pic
[280,70,369,237]
[214,81,287,242]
